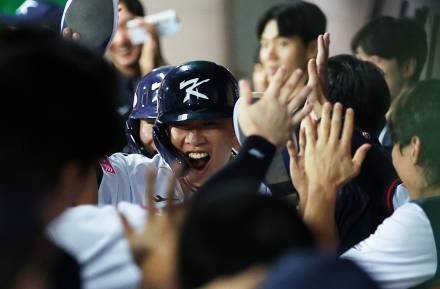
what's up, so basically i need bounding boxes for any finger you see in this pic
[329,102,343,144]
[341,108,355,150]
[287,84,312,116]
[166,162,182,215]
[299,126,306,154]
[72,32,80,40]
[316,35,325,66]
[352,144,371,175]
[286,140,299,167]
[304,116,317,147]
[119,212,135,238]
[146,169,157,220]
[306,58,318,87]
[265,66,287,100]
[324,32,330,50]
[62,27,73,38]
[291,101,313,129]
[239,79,253,106]
[319,102,332,143]
[279,69,304,104]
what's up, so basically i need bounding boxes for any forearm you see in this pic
[303,184,339,251]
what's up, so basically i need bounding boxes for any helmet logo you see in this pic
[151,82,161,103]
[180,78,211,103]
[17,0,38,15]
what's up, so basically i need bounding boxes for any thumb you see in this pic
[352,144,371,174]
[239,79,253,106]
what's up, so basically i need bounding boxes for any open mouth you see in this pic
[186,152,211,171]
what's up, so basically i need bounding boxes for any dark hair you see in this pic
[178,192,315,289]
[327,54,390,134]
[256,2,326,44]
[119,0,145,17]
[389,79,440,187]
[351,16,427,83]
[0,27,122,194]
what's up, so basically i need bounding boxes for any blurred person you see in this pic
[124,65,174,157]
[352,16,427,104]
[0,27,121,288]
[255,1,326,91]
[292,80,440,288]
[352,16,428,150]
[178,192,314,289]
[108,0,166,118]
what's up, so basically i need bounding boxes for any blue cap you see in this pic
[131,66,175,120]
[0,0,63,31]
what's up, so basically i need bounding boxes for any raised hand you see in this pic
[120,166,184,289]
[136,18,167,76]
[238,67,312,147]
[288,102,370,249]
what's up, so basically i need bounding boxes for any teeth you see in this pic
[117,47,131,54]
[188,152,208,160]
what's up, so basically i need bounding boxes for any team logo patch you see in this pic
[99,157,116,175]
[180,78,210,103]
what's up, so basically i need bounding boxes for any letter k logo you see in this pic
[180,78,210,103]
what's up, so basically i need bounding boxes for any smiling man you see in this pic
[98,61,240,206]
[255,2,326,90]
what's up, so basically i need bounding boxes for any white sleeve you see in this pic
[46,203,146,289]
[341,203,437,289]
[98,153,159,206]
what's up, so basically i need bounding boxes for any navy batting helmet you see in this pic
[153,60,239,174]
[125,65,174,157]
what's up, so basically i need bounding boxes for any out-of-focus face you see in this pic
[107,2,142,75]
[139,119,157,155]
[356,46,404,100]
[391,141,422,199]
[259,19,312,82]
[170,119,235,188]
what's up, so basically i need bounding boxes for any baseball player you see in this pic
[98,60,240,206]
[124,65,174,157]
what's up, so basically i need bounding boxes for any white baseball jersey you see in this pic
[98,153,185,208]
[342,202,437,289]
[46,202,146,289]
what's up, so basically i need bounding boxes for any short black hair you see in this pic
[0,27,121,287]
[327,54,390,134]
[0,27,121,194]
[256,2,326,44]
[119,0,145,17]
[351,16,427,83]
[178,192,315,289]
[389,79,440,188]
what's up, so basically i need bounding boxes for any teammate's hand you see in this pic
[307,33,330,118]
[136,18,167,76]
[62,27,81,40]
[290,102,370,250]
[238,67,312,147]
[120,166,184,289]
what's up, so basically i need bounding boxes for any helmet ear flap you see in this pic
[153,122,190,176]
